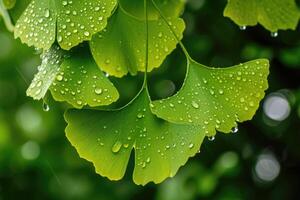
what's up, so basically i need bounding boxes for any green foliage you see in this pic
[26,45,66,100]
[224,0,300,32]
[14,0,117,49]
[90,4,185,77]
[65,89,205,185]
[50,52,120,108]
[152,59,269,137]
[6,0,300,185]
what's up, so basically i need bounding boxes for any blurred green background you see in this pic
[1,0,300,199]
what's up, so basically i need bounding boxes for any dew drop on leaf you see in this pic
[112,141,122,153]
[208,136,215,141]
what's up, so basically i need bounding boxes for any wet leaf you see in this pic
[50,53,119,108]
[90,2,185,77]
[14,0,117,49]
[27,45,65,100]
[65,89,205,185]
[224,0,300,32]
[151,59,269,137]
[27,45,119,108]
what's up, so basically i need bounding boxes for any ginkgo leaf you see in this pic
[65,89,205,185]
[50,53,119,108]
[90,4,185,77]
[27,45,119,108]
[224,0,300,32]
[27,45,66,100]
[151,59,269,137]
[14,0,117,50]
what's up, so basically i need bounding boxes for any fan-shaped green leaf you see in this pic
[14,0,117,50]
[224,0,300,32]
[65,89,205,185]
[151,59,269,137]
[27,45,119,108]
[90,4,185,77]
[50,53,119,108]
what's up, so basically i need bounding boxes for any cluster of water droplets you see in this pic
[15,0,56,49]
[15,0,117,49]
[27,45,65,100]
[90,12,184,77]
[57,0,116,49]
[51,62,117,108]
[152,60,268,137]
[239,25,278,38]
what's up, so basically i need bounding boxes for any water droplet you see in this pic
[231,126,239,133]
[271,32,278,37]
[94,88,103,95]
[239,26,247,30]
[42,102,50,112]
[56,74,63,81]
[189,143,194,149]
[137,113,144,119]
[192,101,199,109]
[208,136,215,141]
[112,141,122,153]
[44,9,50,18]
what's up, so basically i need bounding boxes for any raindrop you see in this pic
[112,141,122,153]
[192,101,199,109]
[42,102,50,112]
[239,26,247,30]
[208,136,215,141]
[271,32,278,37]
[95,88,103,95]
[231,126,238,133]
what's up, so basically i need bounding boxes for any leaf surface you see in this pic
[27,45,65,100]
[27,45,119,108]
[50,54,119,108]
[14,0,117,49]
[90,3,185,77]
[65,89,205,185]
[224,0,300,32]
[151,59,269,136]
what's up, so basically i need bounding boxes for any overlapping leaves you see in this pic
[151,59,269,137]
[14,0,117,49]
[224,0,300,32]
[10,0,272,185]
[65,89,205,185]
[90,0,185,77]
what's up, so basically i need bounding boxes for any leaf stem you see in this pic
[151,0,192,61]
[143,0,149,88]
[0,0,14,32]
